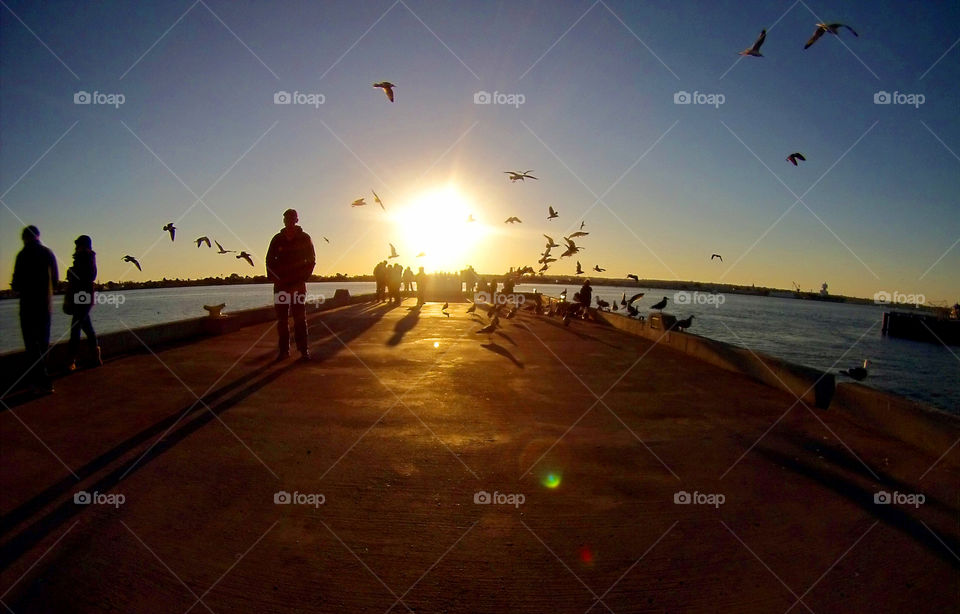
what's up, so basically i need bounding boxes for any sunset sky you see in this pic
[1,1,958,303]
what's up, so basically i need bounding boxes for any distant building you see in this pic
[819,282,829,296]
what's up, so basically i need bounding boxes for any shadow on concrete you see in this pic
[0,304,385,571]
[386,307,421,347]
[481,343,524,369]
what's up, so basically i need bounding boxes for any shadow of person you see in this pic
[494,331,517,346]
[386,307,420,346]
[481,342,524,368]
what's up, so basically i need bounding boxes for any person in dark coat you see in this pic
[66,235,101,370]
[374,260,387,302]
[415,267,427,307]
[10,226,58,393]
[266,209,316,360]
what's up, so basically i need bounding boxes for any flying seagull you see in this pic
[593,265,605,272]
[504,216,522,224]
[373,81,396,102]
[580,221,586,230]
[162,223,176,241]
[351,197,367,207]
[805,23,858,49]
[372,190,384,210]
[547,206,559,220]
[627,292,645,305]
[466,214,476,223]
[543,235,559,248]
[195,236,211,248]
[538,263,549,272]
[575,261,584,275]
[560,238,583,258]
[839,359,869,381]
[122,255,142,271]
[215,240,233,254]
[505,170,537,182]
[711,253,723,262]
[627,274,639,281]
[739,29,766,57]
[323,237,330,243]
[567,231,589,238]
[650,297,668,311]
[416,251,426,257]
[786,153,806,166]
[389,243,399,259]
[236,251,254,267]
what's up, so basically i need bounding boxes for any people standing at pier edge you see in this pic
[66,235,101,371]
[402,266,414,295]
[266,209,316,361]
[10,226,58,394]
[415,266,427,307]
[578,279,593,317]
[374,260,387,302]
[389,263,403,304]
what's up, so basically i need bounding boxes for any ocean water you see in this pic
[1,282,956,413]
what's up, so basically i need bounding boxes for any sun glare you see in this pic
[392,185,487,272]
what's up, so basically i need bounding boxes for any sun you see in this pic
[392,185,488,272]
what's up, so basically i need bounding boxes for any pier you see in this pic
[1,297,958,612]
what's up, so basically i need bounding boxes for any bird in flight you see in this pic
[122,255,142,271]
[593,265,605,272]
[627,292,645,305]
[805,23,857,49]
[786,153,806,166]
[839,359,869,381]
[389,243,399,259]
[416,251,426,257]
[711,253,723,262]
[739,29,766,56]
[575,261,584,275]
[543,234,559,248]
[580,221,586,230]
[505,170,537,182]
[195,236,211,248]
[372,190,385,210]
[650,297,668,311]
[323,237,330,243]
[215,240,234,254]
[466,214,476,223]
[547,206,559,220]
[162,223,176,241]
[560,237,583,258]
[236,251,254,267]
[626,274,639,281]
[567,231,589,238]
[504,216,522,224]
[351,197,367,207]
[538,263,549,272]
[373,81,396,102]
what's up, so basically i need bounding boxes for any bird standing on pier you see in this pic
[627,274,639,281]
[650,297,668,311]
[675,315,695,331]
[839,359,869,381]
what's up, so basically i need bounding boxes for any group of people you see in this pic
[373,261,426,305]
[10,226,102,394]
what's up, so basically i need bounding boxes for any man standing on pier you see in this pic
[10,226,58,394]
[266,209,316,361]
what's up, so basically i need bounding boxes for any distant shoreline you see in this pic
[0,273,947,311]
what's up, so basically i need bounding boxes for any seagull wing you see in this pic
[752,29,766,53]
[841,24,858,37]
[628,292,645,304]
[804,26,825,49]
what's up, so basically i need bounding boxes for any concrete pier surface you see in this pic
[1,299,957,612]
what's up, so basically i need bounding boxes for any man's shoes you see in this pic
[298,350,311,362]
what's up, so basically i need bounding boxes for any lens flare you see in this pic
[542,472,561,488]
[578,544,595,566]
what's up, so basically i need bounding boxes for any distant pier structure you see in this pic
[882,310,960,346]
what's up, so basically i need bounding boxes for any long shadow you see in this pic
[515,319,625,350]
[494,331,518,347]
[481,343,524,369]
[0,305,385,571]
[754,445,960,569]
[386,307,420,346]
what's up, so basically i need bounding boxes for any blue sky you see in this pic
[1,0,958,303]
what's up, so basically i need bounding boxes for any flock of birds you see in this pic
[121,223,268,272]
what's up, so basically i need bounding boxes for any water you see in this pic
[1,282,956,413]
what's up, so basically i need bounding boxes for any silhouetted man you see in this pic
[11,226,58,393]
[266,209,316,360]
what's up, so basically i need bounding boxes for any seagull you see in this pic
[466,214,476,223]
[323,237,330,243]
[560,238,583,258]
[547,206,559,220]
[627,274,639,281]
[711,253,723,262]
[505,170,537,182]
[559,289,567,300]
[476,317,499,334]
[593,265,605,272]
[805,23,858,49]
[543,235,559,248]
[538,263,549,272]
[504,216,522,224]
[650,297,668,311]
[351,197,367,207]
[441,301,449,315]
[195,236,211,248]
[739,29,766,57]
[215,240,234,254]
[372,189,384,210]
[786,153,806,166]
[567,231,589,238]
[416,251,426,257]
[580,221,586,230]
[389,243,399,259]
[236,251,254,267]
[373,81,396,102]
[538,256,556,264]
[162,223,176,241]
[466,302,477,314]
[122,255,142,271]
[627,292,645,304]
[675,315,695,331]
[839,359,869,381]
[620,292,627,306]
[575,261,584,275]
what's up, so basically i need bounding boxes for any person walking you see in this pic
[66,235,101,371]
[10,226,58,394]
[415,266,427,307]
[266,209,316,361]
